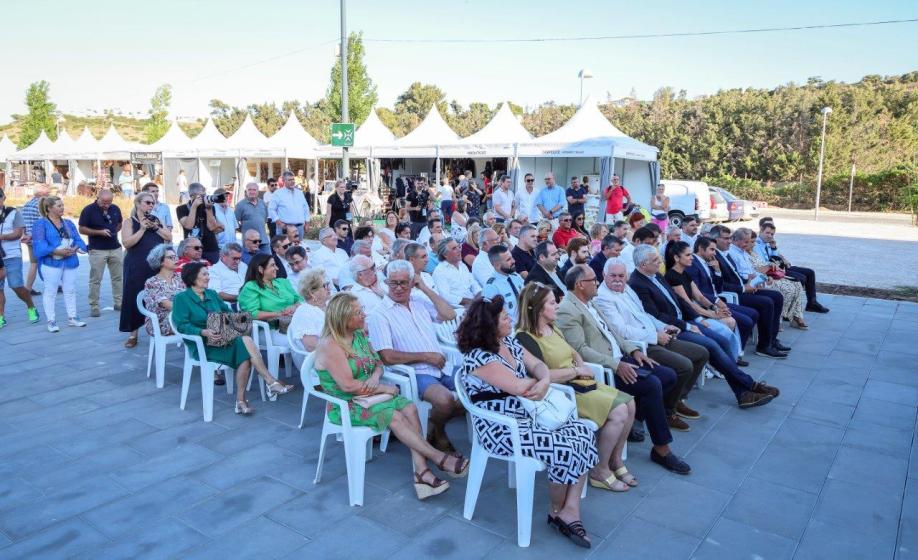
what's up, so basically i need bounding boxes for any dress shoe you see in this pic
[667,414,690,432]
[751,382,780,398]
[806,302,829,313]
[676,401,700,419]
[627,427,645,443]
[738,390,775,409]
[30,289,42,296]
[755,347,787,359]
[773,341,792,352]
[90,308,101,318]
[736,358,750,367]
[650,448,691,475]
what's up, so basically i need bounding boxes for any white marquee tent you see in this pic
[0,135,16,186]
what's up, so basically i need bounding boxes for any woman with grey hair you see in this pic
[142,244,183,336]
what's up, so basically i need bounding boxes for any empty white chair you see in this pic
[250,320,295,401]
[435,308,464,348]
[136,290,182,389]
[168,314,232,422]
[288,329,313,429]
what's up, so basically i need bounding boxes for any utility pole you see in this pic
[814,106,832,220]
[340,0,349,181]
[847,161,856,213]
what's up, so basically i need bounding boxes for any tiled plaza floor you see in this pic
[1,261,917,559]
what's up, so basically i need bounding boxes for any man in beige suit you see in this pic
[556,264,691,475]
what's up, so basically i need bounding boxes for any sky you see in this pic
[0,0,915,123]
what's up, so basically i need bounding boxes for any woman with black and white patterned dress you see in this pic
[456,295,599,549]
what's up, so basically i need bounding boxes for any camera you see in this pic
[201,193,227,205]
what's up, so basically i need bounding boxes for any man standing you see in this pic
[514,173,539,224]
[177,182,223,264]
[176,169,189,202]
[141,182,173,232]
[482,245,525,326]
[78,189,124,317]
[269,171,310,239]
[212,188,238,249]
[405,179,431,238]
[20,183,49,295]
[432,237,477,307]
[565,176,588,218]
[535,172,565,222]
[510,224,538,279]
[0,188,40,327]
[524,240,567,301]
[208,242,248,305]
[492,174,514,223]
[235,182,270,252]
[263,178,278,236]
[602,174,631,224]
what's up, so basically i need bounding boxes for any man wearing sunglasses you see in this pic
[174,238,211,273]
[78,188,124,317]
[269,235,291,279]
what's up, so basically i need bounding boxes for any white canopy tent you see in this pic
[0,135,16,187]
[9,130,57,184]
[370,106,461,186]
[150,122,198,202]
[260,113,321,202]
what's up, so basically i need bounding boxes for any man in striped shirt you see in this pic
[20,184,48,295]
[367,259,461,453]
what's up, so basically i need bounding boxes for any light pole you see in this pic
[340,0,349,180]
[814,106,832,220]
[578,69,593,107]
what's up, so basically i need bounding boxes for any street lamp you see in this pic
[814,106,832,219]
[578,69,593,107]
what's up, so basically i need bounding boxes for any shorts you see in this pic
[0,257,24,289]
[416,371,457,399]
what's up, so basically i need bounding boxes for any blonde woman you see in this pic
[515,282,637,492]
[289,268,331,353]
[313,292,469,500]
[31,196,89,332]
[120,192,172,348]
[461,222,481,270]
[536,219,553,243]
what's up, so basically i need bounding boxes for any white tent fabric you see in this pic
[74,127,100,157]
[439,102,533,157]
[10,130,57,160]
[372,106,459,157]
[268,113,319,158]
[315,107,396,158]
[95,124,137,159]
[190,119,230,156]
[0,135,16,162]
[224,115,274,156]
[518,97,657,161]
[148,121,197,156]
[50,130,79,159]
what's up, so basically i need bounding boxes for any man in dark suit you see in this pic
[687,236,757,355]
[628,245,778,409]
[709,225,789,358]
[589,234,625,280]
[525,240,567,301]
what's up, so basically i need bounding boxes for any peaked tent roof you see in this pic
[316,108,396,158]
[520,97,658,160]
[268,113,319,158]
[148,121,197,156]
[94,124,137,158]
[370,106,458,157]
[10,129,58,160]
[0,134,17,161]
[191,119,230,155]
[439,102,534,157]
[224,115,274,156]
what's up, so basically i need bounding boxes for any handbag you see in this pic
[519,387,576,431]
[205,312,252,347]
[276,315,293,334]
[766,268,785,280]
[353,393,393,408]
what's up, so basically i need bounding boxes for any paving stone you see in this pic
[862,379,918,407]
[693,517,796,560]
[797,518,895,560]
[179,516,310,560]
[292,515,408,558]
[388,515,503,559]
[631,477,731,538]
[112,443,223,490]
[0,518,110,559]
[126,418,228,456]
[0,478,45,514]
[827,446,909,492]
[590,516,700,559]
[178,476,302,538]
[69,518,205,560]
[722,477,818,541]
[842,421,914,460]
[810,478,902,542]
[24,446,145,494]
[851,396,917,430]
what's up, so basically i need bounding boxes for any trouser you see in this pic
[696,318,738,360]
[440,200,453,224]
[646,339,708,413]
[605,211,623,225]
[738,289,783,349]
[787,266,817,304]
[267,219,276,237]
[678,330,755,401]
[41,265,77,322]
[203,251,220,265]
[88,248,124,310]
[614,356,676,446]
[727,303,757,349]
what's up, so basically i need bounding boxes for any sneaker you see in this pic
[0,316,6,329]
[47,321,60,333]
[676,401,700,419]
[27,308,40,323]
[738,390,774,409]
[667,414,691,432]
[67,317,87,328]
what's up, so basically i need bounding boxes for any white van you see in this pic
[659,179,711,227]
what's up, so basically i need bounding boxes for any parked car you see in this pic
[659,179,711,227]
[708,187,729,222]
[711,186,760,221]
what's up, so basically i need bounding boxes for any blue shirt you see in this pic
[535,186,566,219]
[727,245,755,279]
[31,218,88,269]
[754,237,778,262]
[482,271,525,326]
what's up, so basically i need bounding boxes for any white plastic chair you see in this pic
[287,329,314,429]
[309,352,411,506]
[382,364,433,440]
[250,320,295,401]
[136,290,182,389]
[435,308,464,348]
[168,314,232,422]
[456,374,584,547]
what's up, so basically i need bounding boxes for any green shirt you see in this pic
[238,278,304,319]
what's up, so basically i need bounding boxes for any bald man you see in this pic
[78,189,124,316]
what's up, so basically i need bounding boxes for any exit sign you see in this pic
[330,123,355,147]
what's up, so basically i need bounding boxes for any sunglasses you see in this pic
[525,179,534,182]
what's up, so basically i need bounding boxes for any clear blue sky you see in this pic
[0,0,915,122]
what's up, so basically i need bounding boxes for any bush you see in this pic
[6,194,134,218]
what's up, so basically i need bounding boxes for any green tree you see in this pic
[325,32,378,126]
[208,99,246,136]
[143,84,172,143]
[248,102,285,136]
[18,80,57,148]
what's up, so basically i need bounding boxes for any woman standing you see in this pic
[462,180,483,218]
[142,243,183,336]
[325,179,354,227]
[31,196,89,332]
[121,192,172,348]
[650,183,670,230]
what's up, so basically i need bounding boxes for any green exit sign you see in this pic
[330,122,355,147]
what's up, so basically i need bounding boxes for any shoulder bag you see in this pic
[205,312,253,347]
[518,388,576,431]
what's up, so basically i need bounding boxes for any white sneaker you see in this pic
[68,317,87,327]
[47,321,60,333]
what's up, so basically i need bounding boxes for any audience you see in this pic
[174,237,211,273]
[143,243,183,336]
[511,225,538,279]
[757,219,828,313]
[312,227,349,289]
[432,237,477,307]
[747,231,808,329]
[456,295,597,547]
[461,223,481,270]
[482,245,525,326]
[588,234,622,280]
[235,182,270,251]
[289,268,330,353]
[77,188,123,318]
[334,219,353,255]
[269,235,291,279]
[551,212,583,250]
[559,237,590,280]
[680,216,700,247]
[471,227,500,287]
[208,242,248,305]
[589,223,608,256]
[241,229,265,264]
[284,245,309,288]
[525,240,567,301]
[349,254,387,315]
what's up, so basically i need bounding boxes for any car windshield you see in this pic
[710,190,726,203]
[716,188,737,202]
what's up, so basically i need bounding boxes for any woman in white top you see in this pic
[117,165,135,198]
[650,183,670,230]
[450,199,469,243]
[290,268,331,354]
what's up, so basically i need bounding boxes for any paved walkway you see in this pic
[1,262,917,559]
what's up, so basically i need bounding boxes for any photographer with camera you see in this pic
[268,170,310,240]
[177,182,224,265]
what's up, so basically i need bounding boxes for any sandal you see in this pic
[613,466,638,487]
[413,468,450,500]
[234,400,255,415]
[550,517,591,549]
[266,381,293,399]
[588,474,630,492]
[214,372,226,386]
[123,336,138,349]
[791,317,809,330]
[437,452,469,478]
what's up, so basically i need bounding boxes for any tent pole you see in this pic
[435,146,440,189]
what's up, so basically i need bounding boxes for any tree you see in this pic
[143,84,172,143]
[325,32,378,126]
[248,102,285,136]
[18,80,57,148]
[208,99,246,136]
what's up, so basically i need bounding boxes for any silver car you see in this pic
[712,186,759,221]
[707,188,729,223]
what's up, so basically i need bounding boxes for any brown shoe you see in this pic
[675,401,700,419]
[752,382,780,398]
[667,414,691,432]
[738,391,774,409]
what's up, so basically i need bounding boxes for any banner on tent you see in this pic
[131,152,162,165]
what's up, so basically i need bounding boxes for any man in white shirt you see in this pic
[208,242,248,305]
[507,219,523,248]
[404,242,436,305]
[268,170,310,238]
[492,174,514,223]
[415,211,441,247]
[348,254,387,315]
[338,240,380,290]
[311,227,348,288]
[471,227,500,288]
[432,238,477,307]
[680,216,700,248]
[514,172,539,224]
[368,260,461,452]
[285,245,309,288]
[176,169,188,202]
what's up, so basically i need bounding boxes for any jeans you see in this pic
[41,265,78,322]
[88,248,124,310]
[696,318,738,360]
[678,330,755,401]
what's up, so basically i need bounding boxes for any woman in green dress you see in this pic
[238,253,303,347]
[515,282,638,492]
[172,262,293,416]
[314,292,469,500]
